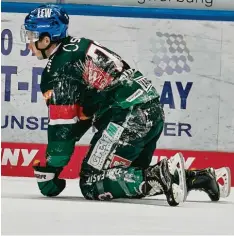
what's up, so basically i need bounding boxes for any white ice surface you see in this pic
[1,177,234,235]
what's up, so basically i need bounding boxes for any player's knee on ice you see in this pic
[79,167,145,200]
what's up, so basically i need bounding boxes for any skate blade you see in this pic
[215,167,231,198]
[168,152,187,206]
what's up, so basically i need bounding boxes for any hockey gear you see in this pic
[21,4,69,43]
[186,167,231,201]
[143,153,187,206]
[80,167,144,200]
[215,167,231,198]
[33,160,66,197]
[186,168,219,201]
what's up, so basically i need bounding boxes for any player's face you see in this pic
[28,36,51,60]
[28,41,43,60]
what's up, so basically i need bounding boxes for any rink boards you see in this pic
[1,3,234,182]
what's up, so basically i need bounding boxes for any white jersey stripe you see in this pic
[49,116,79,125]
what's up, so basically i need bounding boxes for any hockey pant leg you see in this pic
[79,116,164,200]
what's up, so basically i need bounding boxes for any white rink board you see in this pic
[1,177,234,235]
[1,13,234,151]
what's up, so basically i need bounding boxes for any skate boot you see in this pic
[186,167,231,201]
[142,153,187,206]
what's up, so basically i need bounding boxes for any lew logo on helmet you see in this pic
[37,8,52,18]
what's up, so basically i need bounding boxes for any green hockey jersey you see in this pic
[40,36,160,167]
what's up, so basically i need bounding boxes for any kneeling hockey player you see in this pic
[21,4,231,206]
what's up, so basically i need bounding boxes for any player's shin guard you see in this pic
[186,167,231,201]
[33,161,66,197]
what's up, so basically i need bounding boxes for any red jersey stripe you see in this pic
[49,104,79,120]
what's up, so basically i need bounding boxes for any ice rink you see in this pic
[1,177,234,235]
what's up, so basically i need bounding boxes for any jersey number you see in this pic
[98,192,113,201]
[83,43,123,90]
[86,43,123,72]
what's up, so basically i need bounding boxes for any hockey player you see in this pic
[21,4,231,205]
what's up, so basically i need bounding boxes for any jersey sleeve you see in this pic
[45,88,78,167]
[112,70,160,109]
[44,78,91,167]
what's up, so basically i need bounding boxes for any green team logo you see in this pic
[106,123,118,137]
[106,122,124,140]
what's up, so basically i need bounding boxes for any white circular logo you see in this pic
[63,44,79,52]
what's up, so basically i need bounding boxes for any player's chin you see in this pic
[37,55,45,60]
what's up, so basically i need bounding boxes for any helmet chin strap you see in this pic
[35,40,54,59]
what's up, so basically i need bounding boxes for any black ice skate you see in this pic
[142,153,187,206]
[186,167,231,201]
